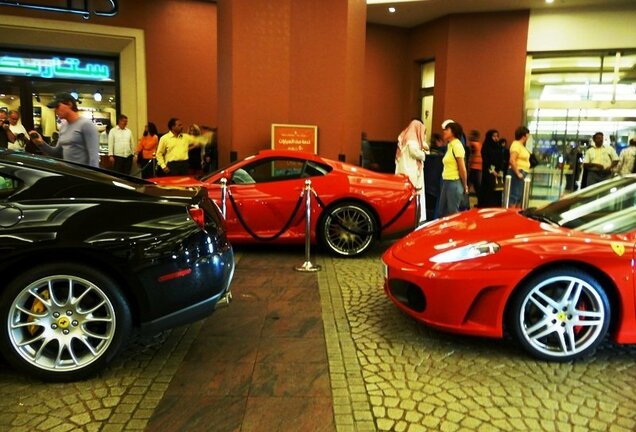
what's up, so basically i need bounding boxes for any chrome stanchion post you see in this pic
[220,177,227,219]
[521,176,532,209]
[295,179,321,272]
[502,174,512,208]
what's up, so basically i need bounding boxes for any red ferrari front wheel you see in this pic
[509,267,610,362]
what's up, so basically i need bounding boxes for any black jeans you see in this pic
[166,160,189,176]
[113,155,133,175]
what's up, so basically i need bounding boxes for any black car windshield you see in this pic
[522,175,636,234]
[0,150,150,188]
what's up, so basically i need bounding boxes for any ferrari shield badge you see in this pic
[610,242,625,257]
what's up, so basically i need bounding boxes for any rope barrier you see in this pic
[380,194,416,231]
[311,188,416,236]
[226,187,305,241]
[130,158,155,178]
[224,183,416,242]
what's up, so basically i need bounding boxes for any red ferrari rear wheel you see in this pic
[509,267,610,362]
[319,202,376,257]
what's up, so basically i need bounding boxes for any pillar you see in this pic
[217,0,366,165]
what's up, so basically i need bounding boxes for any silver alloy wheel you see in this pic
[323,204,375,256]
[518,275,606,359]
[7,275,116,372]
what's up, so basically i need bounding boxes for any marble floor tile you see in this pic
[241,396,335,432]
[146,395,245,432]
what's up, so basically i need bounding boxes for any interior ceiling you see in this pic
[366,0,635,28]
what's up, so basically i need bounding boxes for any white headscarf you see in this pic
[398,119,429,153]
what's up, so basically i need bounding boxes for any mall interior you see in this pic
[0,2,635,201]
[0,1,635,431]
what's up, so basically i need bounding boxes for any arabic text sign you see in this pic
[271,124,318,154]
[0,55,113,82]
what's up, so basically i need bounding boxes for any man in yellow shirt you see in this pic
[156,117,195,175]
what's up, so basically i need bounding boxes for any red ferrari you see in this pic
[153,150,418,256]
[383,174,636,361]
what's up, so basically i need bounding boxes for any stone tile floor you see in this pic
[0,243,635,431]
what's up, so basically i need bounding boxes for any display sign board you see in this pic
[0,52,114,82]
[271,123,318,154]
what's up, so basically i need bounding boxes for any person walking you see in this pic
[437,121,468,218]
[0,110,16,149]
[7,110,28,151]
[582,132,619,187]
[108,114,136,174]
[423,132,446,220]
[395,118,429,221]
[30,93,100,167]
[156,117,195,176]
[508,126,531,207]
[615,138,636,176]
[478,129,508,207]
[200,125,218,173]
[135,122,159,178]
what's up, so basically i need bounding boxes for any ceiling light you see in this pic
[93,89,103,102]
[545,0,554,3]
[388,7,396,13]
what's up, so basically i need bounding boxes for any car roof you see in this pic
[0,149,147,184]
[256,149,326,161]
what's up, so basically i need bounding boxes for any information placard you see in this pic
[271,124,318,154]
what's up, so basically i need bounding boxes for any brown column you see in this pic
[217,0,366,165]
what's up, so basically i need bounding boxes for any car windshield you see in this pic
[199,161,236,181]
[1,150,150,188]
[522,175,636,234]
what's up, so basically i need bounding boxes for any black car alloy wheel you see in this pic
[0,263,132,381]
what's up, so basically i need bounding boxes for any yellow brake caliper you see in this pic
[28,290,50,335]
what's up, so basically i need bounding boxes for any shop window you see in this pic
[525,51,636,200]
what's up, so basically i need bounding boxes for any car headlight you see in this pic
[429,241,500,263]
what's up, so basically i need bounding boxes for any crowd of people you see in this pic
[394,118,636,223]
[2,93,634,206]
[0,92,218,180]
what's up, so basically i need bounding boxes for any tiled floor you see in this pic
[146,250,335,432]
[2,243,635,432]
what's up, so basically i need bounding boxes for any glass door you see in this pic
[525,51,636,201]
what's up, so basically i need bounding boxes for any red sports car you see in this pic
[383,174,636,361]
[153,150,418,256]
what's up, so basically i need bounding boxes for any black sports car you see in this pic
[0,150,234,381]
